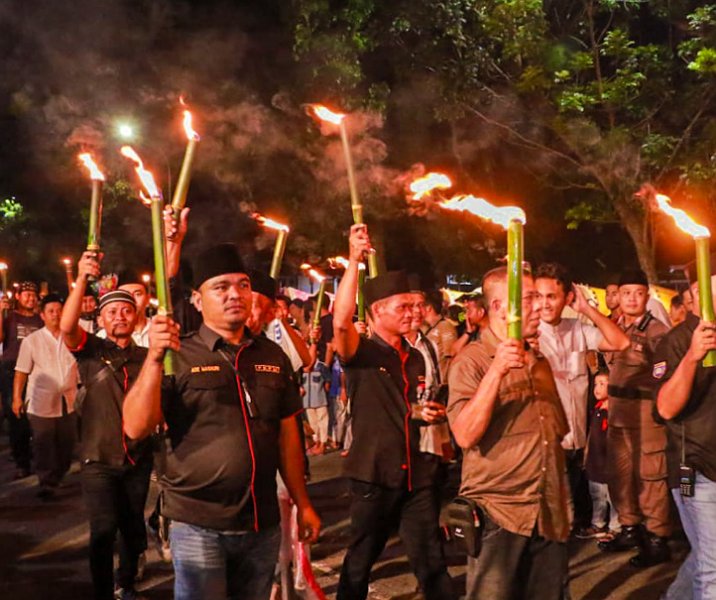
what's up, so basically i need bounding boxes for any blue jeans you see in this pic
[588,481,620,531]
[665,474,716,600]
[170,521,281,600]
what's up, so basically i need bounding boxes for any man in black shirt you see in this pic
[61,253,152,600]
[123,243,320,600]
[0,281,42,478]
[333,225,454,600]
[653,274,716,599]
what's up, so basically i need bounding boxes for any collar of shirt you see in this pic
[197,322,254,352]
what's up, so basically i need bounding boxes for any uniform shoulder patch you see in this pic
[653,361,667,380]
[255,364,281,374]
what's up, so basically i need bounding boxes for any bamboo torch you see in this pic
[253,214,290,280]
[62,258,74,294]
[438,195,527,341]
[121,146,176,375]
[170,109,201,224]
[78,153,105,282]
[309,105,379,278]
[301,263,327,342]
[329,255,367,323]
[653,192,716,366]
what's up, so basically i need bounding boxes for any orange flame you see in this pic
[409,172,452,200]
[654,193,710,238]
[329,256,350,269]
[252,213,289,232]
[120,146,161,200]
[440,195,526,229]
[301,263,325,283]
[310,105,346,126]
[78,153,105,181]
[62,258,71,267]
[182,110,201,142]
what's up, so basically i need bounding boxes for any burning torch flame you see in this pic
[78,153,105,181]
[440,195,526,229]
[654,193,710,238]
[0,262,7,270]
[310,105,346,126]
[252,213,289,232]
[62,258,71,267]
[301,264,326,283]
[183,110,201,142]
[120,146,161,200]
[409,172,452,200]
[329,256,350,269]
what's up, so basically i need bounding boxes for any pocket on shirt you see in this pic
[251,374,283,420]
[567,351,588,379]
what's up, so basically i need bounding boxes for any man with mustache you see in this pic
[61,252,152,600]
[123,243,321,600]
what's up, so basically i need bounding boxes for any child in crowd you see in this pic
[578,370,621,539]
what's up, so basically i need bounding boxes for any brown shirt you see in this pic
[447,328,572,542]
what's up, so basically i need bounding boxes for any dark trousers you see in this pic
[81,459,152,599]
[1,363,32,470]
[465,515,568,600]
[565,449,591,528]
[28,413,76,487]
[337,480,454,600]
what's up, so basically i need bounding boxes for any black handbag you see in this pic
[444,496,484,557]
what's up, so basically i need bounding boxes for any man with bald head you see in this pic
[448,266,571,600]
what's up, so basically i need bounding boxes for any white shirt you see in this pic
[15,327,79,417]
[265,318,304,372]
[96,319,150,348]
[538,318,603,450]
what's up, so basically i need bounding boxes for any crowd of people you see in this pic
[1,210,715,600]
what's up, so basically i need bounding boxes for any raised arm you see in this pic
[572,286,629,352]
[61,252,101,348]
[123,315,180,439]
[449,339,524,448]
[333,224,371,362]
[657,321,716,420]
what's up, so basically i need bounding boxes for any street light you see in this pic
[116,121,137,141]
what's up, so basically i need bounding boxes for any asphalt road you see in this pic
[0,435,687,599]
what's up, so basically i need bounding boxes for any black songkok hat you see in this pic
[193,243,247,289]
[618,269,649,288]
[364,271,411,306]
[19,281,38,294]
[40,293,63,309]
[250,269,277,300]
[98,289,136,311]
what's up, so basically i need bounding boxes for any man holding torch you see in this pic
[122,243,321,600]
[61,253,153,600]
[447,266,571,600]
[333,224,454,600]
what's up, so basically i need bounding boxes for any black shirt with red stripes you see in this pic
[69,330,152,467]
[159,323,302,532]
[343,334,439,491]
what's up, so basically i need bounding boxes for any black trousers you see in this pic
[1,363,32,470]
[28,413,76,487]
[565,448,591,528]
[465,515,568,600]
[337,480,455,600]
[81,459,152,599]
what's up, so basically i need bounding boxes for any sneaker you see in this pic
[598,525,642,552]
[629,533,671,568]
[114,587,145,600]
[575,525,609,539]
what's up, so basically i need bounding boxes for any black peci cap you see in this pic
[618,269,649,287]
[193,243,248,289]
[250,269,277,300]
[364,271,411,306]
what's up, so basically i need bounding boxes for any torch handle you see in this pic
[171,139,197,213]
[312,280,328,343]
[151,198,176,376]
[695,237,716,367]
[357,268,366,324]
[269,230,288,280]
[507,219,523,341]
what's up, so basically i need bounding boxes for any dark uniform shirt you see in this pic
[585,402,609,484]
[2,312,43,365]
[653,312,716,487]
[607,312,669,428]
[69,329,152,466]
[160,324,302,532]
[343,334,438,491]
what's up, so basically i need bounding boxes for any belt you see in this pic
[608,384,652,400]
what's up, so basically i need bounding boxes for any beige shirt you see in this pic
[15,328,79,417]
[447,328,572,542]
[425,318,457,381]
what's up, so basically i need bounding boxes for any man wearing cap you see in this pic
[333,225,454,600]
[0,281,43,479]
[13,293,78,499]
[598,269,672,567]
[61,252,153,600]
[97,272,152,347]
[123,242,321,600]
[447,266,571,600]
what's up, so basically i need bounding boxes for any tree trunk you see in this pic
[614,198,658,283]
